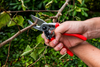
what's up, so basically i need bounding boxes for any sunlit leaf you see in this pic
[45,0,53,8]
[21,45,33,56]
[45,64,50,67]
[0,11,11,28]
[22,5,26,11]
[30,51,37,60]
[38,48,45,54]
[75,6,81,12]
[36,34,44,44]
[7,15,24,27]
[77,0,82,4]
[20,0,27,11]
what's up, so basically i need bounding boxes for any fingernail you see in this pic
[53,40,58,45]
[58,43,63,49]
[63,48,67,54]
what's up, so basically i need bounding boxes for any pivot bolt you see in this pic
[42,26,47,30]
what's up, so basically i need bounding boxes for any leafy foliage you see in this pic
[0,11,11,29]
[7,15,24,27]
[0,0,100,67]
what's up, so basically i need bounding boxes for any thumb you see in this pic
[54,22,68,42]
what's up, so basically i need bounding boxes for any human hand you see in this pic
[41,21,89,55]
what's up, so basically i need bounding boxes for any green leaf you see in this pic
[13,5,18,9]
[75,6,81,12]
[81,10,85,16]
[45,64,50,67]
[66,17,69,20]
[84,12,88,17]
[0,11,11,28]
[36,34,44,44]
[45,0,53,8]
[22,5,26,11]
[73,10,77,16]
[20,0,27,11]
[77,0,82,4]
[68,5,73,8]
[38,48,45,54]
[7,19,16,27]
[81,8,89,11]
[7,15,24,27]
[36,41,45,54]
[10,3,17,5]
[24,45,32,52]
[18,5,22,10]
[21,45,33,56]
[30,51,37,60]
[16,15,24,27]
[75,16,81,21]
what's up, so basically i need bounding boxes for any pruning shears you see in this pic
[28,15,87,57]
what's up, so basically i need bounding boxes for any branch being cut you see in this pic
[51,0,70,22]
[0,19,38,48]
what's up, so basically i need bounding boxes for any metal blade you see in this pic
[28,20,41,31]
[30,15,46,26]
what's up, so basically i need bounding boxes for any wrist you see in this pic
[83,17,100,39]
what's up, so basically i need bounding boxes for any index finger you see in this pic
[41,32,49,46]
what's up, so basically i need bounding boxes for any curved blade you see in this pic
[28,20,41,31]
[30,15,46,26]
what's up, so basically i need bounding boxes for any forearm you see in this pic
[84,17,100,39]
[70,41,100,67]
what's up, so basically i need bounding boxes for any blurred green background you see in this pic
[0,0,100,67]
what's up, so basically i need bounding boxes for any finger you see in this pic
[41,33,49,46]
[49,39,58,47]
[41,33,46,39]
[54,22,69,42]
[54,43,63,51]
[60,48,67,55]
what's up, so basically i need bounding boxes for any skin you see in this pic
[41,17,100,66]
[71,42,100,67]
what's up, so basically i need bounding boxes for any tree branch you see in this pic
[0,19,38,48]
[5,41,11,66]
[9,10,58,13]
[51,0,70,22]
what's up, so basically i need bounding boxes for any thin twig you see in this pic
[0,19,38,48]
[5,41,12,66]
[9,10,58,13]
[43,55,47,64]
[73,0,75,20]
[28,46,47,67]
[11,12,21,31]
[51,0,70,22]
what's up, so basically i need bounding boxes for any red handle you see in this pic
[55,23,87,41]
[49,37,73,56]
[52,23,87,56]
